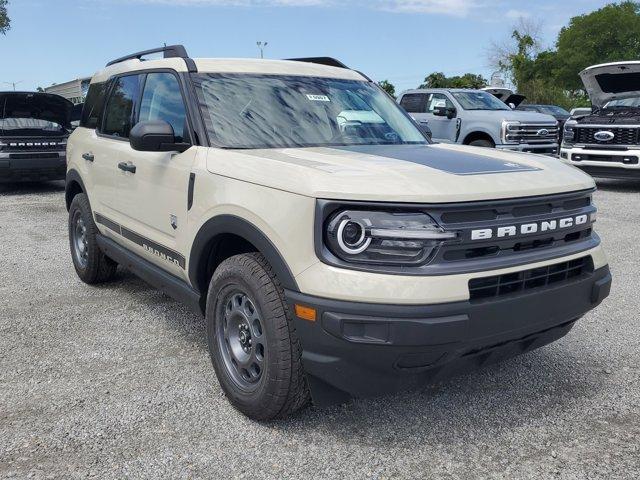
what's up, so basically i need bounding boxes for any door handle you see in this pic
[117,161,136,174]
[82,153,94,162]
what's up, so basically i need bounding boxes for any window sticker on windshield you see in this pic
[306,94,330,102]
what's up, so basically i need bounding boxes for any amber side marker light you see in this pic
[294,304,317,322]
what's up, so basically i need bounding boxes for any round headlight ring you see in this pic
[336,219,371,254]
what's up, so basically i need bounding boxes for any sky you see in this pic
[0,0,616,92]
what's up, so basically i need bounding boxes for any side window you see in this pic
[101,74,142,138]
[80,82,106,129]
[138,73,188,143]
[426,93,454,113]
[399,93,428,113]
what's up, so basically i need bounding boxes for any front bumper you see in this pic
[286,264,611,405]
[0,151,66,183]
[497,143,559,156]
[560,146,640,179]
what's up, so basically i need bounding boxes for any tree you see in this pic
[489,2,640,109]
[419,72,487,89]
[0,0,10,35]
[36,87,44,92]
[377,80,396,98]
[554,1,640,91]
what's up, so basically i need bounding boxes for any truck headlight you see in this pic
[501,121,521,144]
[325,210,458,266]
[562,123,575,144]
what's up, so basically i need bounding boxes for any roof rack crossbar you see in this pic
[106,44,192,68]
[286,57,349,69]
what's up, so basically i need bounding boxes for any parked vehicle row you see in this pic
[62,45,611,420]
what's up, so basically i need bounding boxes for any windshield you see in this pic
[451,91,510,111]
[604,97,640,109]
[537,105,570,116]
[192,73,427,149]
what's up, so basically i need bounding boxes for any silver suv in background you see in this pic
[398,88,559,155]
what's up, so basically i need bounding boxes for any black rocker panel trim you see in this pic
[96,234,202,316]
[95,213,186,269]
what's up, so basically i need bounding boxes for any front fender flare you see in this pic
[189,215,299,294]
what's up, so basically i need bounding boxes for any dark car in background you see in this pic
[518,104,571,138]
[0,92,73,183]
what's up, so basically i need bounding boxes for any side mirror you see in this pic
[418,124,432,141]
[433,106,457,119]
[508,103,516,109]
[130,120,190,153]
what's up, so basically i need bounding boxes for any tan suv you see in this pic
[66,45,612,420]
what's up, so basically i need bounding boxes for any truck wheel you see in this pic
[68,193,117,284]
[468,139,495,148]
[206,252,310,420]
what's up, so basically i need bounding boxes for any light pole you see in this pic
[3,81,22,91]
[256,41,268,59]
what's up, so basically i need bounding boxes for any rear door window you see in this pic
[101,74,143,138]
[80,83,107,129]
[399,93,428,113]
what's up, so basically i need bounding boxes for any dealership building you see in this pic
[44,77,91,105]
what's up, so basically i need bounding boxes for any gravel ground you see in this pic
[1,179,639,479]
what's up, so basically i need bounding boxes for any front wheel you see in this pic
[206,253,309,420]
[468,138,495,148]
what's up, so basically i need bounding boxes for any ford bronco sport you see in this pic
[1,91,73,183]
[561,61,640,179]
[66,45,611,420]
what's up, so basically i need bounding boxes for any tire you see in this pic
[206,252,310,420]
[468,139,495,148]
[68,193,118,284]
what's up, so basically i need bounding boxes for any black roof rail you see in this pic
[287,57,349,69]
[106,44,197,72]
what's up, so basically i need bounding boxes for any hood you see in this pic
[482,87,526,108]
[579,61,640,108]
[206,143,593,203]
[0,92,73,129]
[469,109,556,124]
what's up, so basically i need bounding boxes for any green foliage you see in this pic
[419,72,488,89]
[499,1,640,109]
[554,1,640,91]
[377,80,396,98]
[0,0,9,35]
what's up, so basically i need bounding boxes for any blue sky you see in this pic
[0,0,615,92]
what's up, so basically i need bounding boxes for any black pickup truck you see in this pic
[0,92,74,183]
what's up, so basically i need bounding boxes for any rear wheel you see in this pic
[206,253,309,420]
[468,138,495,148]
[68,193,117,284]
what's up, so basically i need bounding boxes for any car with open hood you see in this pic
[398,88,559,155]
[65,45,611,420]
[0,91,73,183]
[561,61,640,179]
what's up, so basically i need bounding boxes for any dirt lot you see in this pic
[1,179,639,479]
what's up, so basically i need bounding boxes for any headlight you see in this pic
[325,210,457,266]
[501,121,521,144]
[562,123,575,143]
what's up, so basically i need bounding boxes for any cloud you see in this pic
[120,0,480,16]
[379,0,478,16]
[505,9,531,19]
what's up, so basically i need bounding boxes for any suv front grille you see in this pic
[574,126,639,146]
[0,139,66,152]
[506,124,559,144]
[469,257,593,300]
